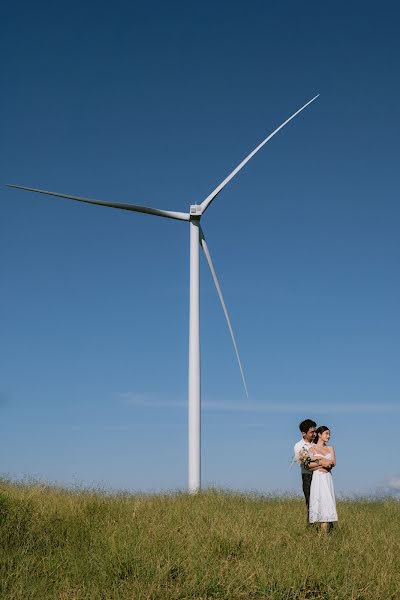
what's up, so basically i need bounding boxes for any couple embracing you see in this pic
[294,419,338,532]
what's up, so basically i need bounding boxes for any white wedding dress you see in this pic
[308,447,338,523]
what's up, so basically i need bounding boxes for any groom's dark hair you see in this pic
[299,419,316,433]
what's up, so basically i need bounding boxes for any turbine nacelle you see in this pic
[190,204,202,218]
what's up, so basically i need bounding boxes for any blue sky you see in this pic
[1,1,399,496]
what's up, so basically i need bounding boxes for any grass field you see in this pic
[0,479,399,599]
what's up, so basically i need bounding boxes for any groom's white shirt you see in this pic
[294,438,313,475]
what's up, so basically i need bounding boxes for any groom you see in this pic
[294,419,331,518]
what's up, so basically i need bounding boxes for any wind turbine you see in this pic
[7,94,319,492]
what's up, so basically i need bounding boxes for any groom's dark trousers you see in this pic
[302,472,313,510]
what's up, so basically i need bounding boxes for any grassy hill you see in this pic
[0,479,399,599]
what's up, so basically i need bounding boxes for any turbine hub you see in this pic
[190,204,202,217]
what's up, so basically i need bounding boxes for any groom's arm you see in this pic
[308,461,320,471]
[308,457,332,470]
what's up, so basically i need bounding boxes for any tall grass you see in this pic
[0,479,399,599]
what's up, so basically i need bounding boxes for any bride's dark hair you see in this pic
[315,425,330,443]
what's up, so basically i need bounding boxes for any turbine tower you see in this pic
[7,95,319,492]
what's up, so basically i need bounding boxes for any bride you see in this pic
[309,425,338,532]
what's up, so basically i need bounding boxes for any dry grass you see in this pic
[0,479,399,599]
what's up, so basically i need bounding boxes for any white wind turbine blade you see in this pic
[199,226,248,398]
[6,185,190,222]
[200,94,319,214]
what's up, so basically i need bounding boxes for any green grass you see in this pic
[0,479,399,599]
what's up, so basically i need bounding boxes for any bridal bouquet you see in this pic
[297,446,312,469]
